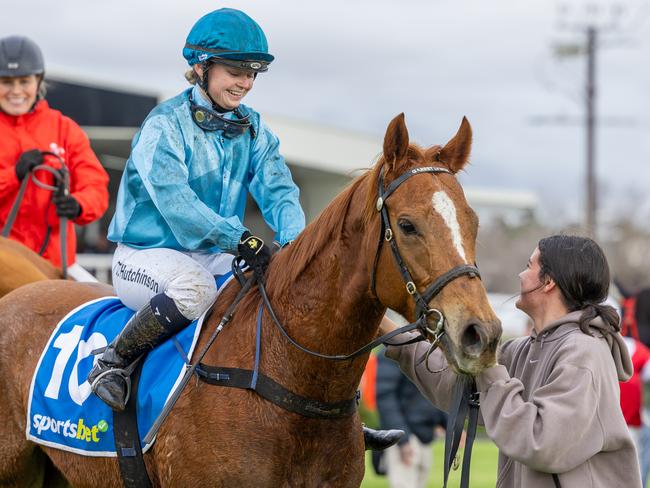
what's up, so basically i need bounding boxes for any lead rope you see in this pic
[443,376,480,488]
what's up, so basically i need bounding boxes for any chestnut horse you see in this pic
[0,114,501,487]
[0,236,62,298]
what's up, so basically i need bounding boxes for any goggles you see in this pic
[189,92,254,138]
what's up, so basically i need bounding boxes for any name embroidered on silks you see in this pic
[26,296,205,457]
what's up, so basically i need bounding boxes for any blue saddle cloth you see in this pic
[26,296,205,457]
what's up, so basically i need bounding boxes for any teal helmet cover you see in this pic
[183,8,274,71]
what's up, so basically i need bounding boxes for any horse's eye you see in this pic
[398,219,418,235]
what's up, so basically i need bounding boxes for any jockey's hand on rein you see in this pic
[53,194,82,219]
[238,231,271,281]
[15,149,43,181]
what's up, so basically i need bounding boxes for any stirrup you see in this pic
[89,359,140,406]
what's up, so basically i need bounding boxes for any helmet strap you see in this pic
[35,73,44,102]
[196,62,229,113]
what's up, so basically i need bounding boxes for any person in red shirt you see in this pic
[620,338,650,440]
[0,35,108,277]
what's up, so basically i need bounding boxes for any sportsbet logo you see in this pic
[33,414,108,443]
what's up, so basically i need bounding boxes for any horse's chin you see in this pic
[440,335,498,377]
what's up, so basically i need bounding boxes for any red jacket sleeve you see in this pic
[62,118,109,225]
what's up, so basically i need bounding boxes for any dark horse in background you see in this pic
[0,114,501,487]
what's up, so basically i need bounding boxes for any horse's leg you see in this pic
[43,456,72,488]
[151,388,365,487]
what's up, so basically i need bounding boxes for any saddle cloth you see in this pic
[26,296,206,456]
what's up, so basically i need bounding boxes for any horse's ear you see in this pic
[438,116,472,174]
[382,113,410,174]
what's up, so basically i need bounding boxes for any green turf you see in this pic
[361,439,499,487]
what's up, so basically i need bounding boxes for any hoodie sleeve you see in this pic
[385,331,458,412]
[476,357,605,473]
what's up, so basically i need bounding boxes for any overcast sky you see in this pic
[3,0,649,226]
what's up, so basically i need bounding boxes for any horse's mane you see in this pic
[268,168,376,297]
[268,144,436,297]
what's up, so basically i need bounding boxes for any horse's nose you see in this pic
[459,320,495,358]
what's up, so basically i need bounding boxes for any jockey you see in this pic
[88,8,304,410]
[0,35,109,277]
[88,8,402,451]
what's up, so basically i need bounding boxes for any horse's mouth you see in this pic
[439,328,499,376]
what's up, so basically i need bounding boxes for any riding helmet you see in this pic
[182,8,273,73]
[0,36,44,77]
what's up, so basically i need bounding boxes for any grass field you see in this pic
[361,439,499,487]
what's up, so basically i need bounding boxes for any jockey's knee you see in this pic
[164,269,218,322]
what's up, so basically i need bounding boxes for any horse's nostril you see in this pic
[460,323,485,357]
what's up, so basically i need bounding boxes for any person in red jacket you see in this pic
[0,35,109,277]
[620,337,650,443]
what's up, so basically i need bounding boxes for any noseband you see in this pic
[370,166,480,345]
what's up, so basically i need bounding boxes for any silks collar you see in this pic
[188,88,255,138]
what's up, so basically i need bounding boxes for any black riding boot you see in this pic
[363,426,405,451]
[87,301,175,411]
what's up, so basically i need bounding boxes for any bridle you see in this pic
[370,165,483,488]
[369,165,480,349]
[251,164,482,362]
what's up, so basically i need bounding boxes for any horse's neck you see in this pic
[263,190,385,400]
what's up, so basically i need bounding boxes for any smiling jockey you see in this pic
[86,8,401,451]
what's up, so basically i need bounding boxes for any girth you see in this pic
[195,305,359,419]
[196,365,358,419]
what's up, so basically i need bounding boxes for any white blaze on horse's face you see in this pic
[431,191,467,263]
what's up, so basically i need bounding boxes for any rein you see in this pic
[1,151,70,278]
[444,377,480,488]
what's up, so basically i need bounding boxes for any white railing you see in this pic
[76,253,113,284]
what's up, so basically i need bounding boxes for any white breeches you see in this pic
[111,243,234,320]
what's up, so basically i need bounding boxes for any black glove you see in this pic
[15,149,43,181]
[237,231,271,281]
[52,194,82,219]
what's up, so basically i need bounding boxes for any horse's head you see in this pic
[367,113,501,375]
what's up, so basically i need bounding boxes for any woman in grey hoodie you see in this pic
[381,235,642,487]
